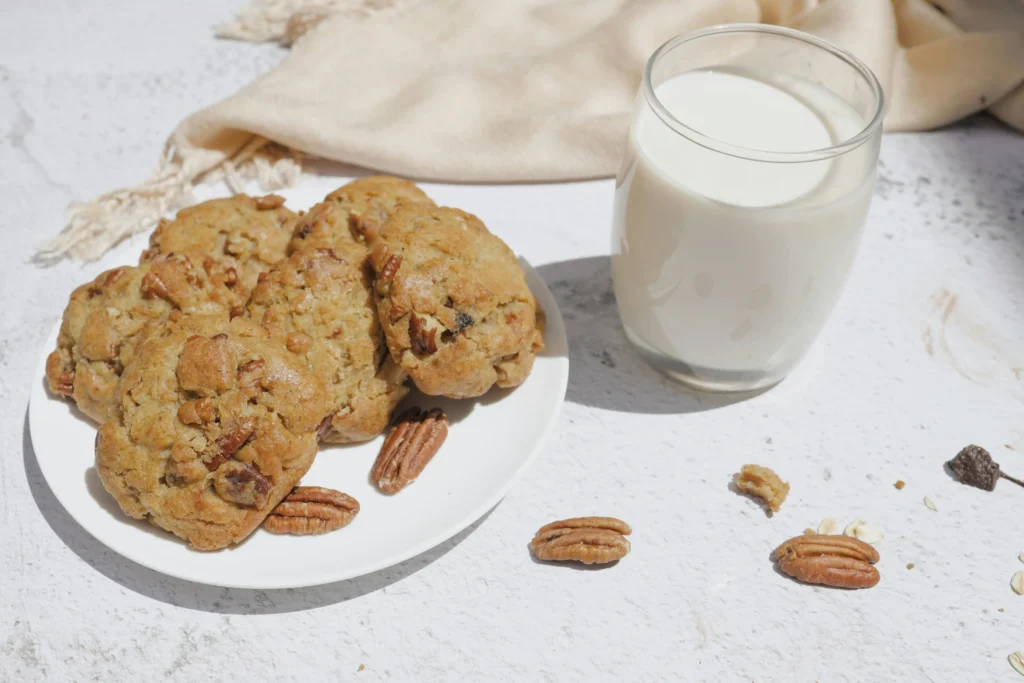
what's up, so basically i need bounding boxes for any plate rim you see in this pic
[29,257,568,590]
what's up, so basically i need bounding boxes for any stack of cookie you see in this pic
[46,178,545,550]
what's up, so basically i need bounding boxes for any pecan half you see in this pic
[531,517,631,565]
[263,487,360,535]
[774,534,880,589]
[371,407,448,494]
[214,461,273,508]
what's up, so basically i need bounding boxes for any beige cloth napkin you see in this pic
[40,0,1024,262]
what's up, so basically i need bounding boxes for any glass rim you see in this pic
[642,24,886,164]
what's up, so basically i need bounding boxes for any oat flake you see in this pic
[853,523,884,544]
[842,518,883,544]
[1009,652,1024,677]
[817,518,842,535]
[923,496,937,511]
[1012,571,1024,596]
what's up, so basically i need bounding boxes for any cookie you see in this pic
[46,254,245,423]
[95,314,326,551]
[368,205,545,398]
[288,176,434,254]
[247,244,409,443]
[141,194,296,296]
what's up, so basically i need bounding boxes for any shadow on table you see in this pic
[536,255,758,414]
[22,411,488,615]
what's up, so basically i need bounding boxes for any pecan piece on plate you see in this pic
[530,517,632,565]
[263,486,360,535]
[371,407,448,494]
[774,534,880,589]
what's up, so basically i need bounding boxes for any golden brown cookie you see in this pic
[141,194,296,296]
[95,315,326,551]
[247,244,409,443]
[287,176,434,254]
[46,255,245,423]
[368,205,545,398]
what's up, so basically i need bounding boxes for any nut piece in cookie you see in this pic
[263,486,360,535]
[141,194,296,297]
[246,244,409,443]
[45,255,244,423]
[530,517,631,565]
[734,464,790,513]
[288,176,434,254]
[95,315,326,551]
[371,407,448,494]
[368,205,545,398]
[774,534,880,589]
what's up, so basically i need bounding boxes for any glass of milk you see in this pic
[611,24,884,392]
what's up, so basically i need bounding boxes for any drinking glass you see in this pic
[611,24,884,392]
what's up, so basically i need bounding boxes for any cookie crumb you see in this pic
[358,664,366,672]
[734,464,790,513]
[803,528,815,535]
[894,480,905,490]
[1000,608,1006,612]
[906,563,915,569]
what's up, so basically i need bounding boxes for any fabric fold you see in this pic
[40,0,1024,262]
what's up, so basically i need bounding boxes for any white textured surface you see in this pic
[2,2,1024,681]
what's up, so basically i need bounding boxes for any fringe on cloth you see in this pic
[36,0,409,264]
[35,137,301,264]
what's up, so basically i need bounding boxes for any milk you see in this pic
[611,66,879,389]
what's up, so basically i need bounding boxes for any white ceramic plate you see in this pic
[29,187,568,589]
